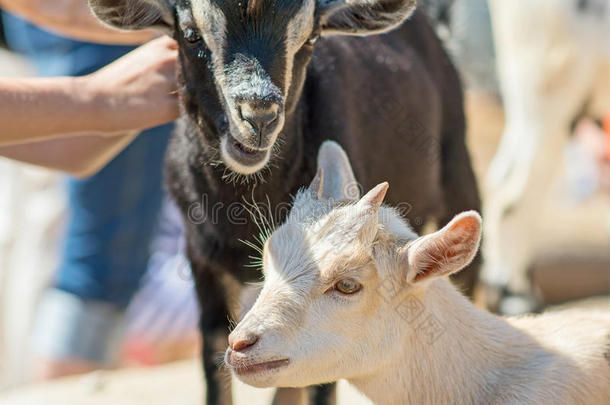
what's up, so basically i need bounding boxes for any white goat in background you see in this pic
[226,141,610,405]
[482,0,610,312]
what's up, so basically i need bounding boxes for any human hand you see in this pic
[82,36,179,134]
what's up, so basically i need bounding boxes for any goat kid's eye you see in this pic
[184,27,202,44]
[334,279,362,295]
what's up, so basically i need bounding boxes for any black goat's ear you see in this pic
[317,0,417,36]
[88,0,175,33]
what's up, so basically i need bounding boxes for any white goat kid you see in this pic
[226,141,610,405]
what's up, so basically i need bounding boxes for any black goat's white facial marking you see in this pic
[190,0,227,78]
[184,0,316,175]
[285,0,315,92]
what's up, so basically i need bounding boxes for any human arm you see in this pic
[0,36,178,177]
[0,0,156,45]
[0,36,178,146]
[0,132,138,178]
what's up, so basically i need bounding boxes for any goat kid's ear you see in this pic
[310,141,359,201]
[88,0,175,33]
[357,182,388,212]
[401,211,482,284]
[355,182,389,244]
[317,0,417,36]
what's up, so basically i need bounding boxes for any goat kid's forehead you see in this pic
[265,202,374,286]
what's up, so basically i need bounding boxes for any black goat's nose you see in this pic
[229,333,260,352]
[239,103,278,133]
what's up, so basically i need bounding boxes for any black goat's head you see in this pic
[89,0,417,175]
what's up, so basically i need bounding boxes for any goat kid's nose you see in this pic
[229,332,260,352]
[238,102,278,134]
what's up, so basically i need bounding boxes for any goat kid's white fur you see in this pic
[226,141,610,405]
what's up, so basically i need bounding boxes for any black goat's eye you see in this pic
[305,33,319,46]
[334,279,362,295]
[184,27,202,44]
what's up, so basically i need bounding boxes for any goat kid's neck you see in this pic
[349,280,531,405]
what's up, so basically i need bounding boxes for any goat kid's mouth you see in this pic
[225,349,289,377]
[233,359,290,375]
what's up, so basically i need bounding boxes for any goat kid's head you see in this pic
[224,141,482,387]
[89,0,417,175]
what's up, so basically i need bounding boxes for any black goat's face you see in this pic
[89,0,417,175]
[176,0,317,174]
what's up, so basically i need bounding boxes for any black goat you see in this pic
[89,0,480,403]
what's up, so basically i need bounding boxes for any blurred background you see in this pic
[0,0,609,404]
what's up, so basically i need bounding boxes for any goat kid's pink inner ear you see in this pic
[411,214,481,282]
[412,237,453,282]
[448,215,480,235]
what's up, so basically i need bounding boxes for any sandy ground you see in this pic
[0,363,373,405]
